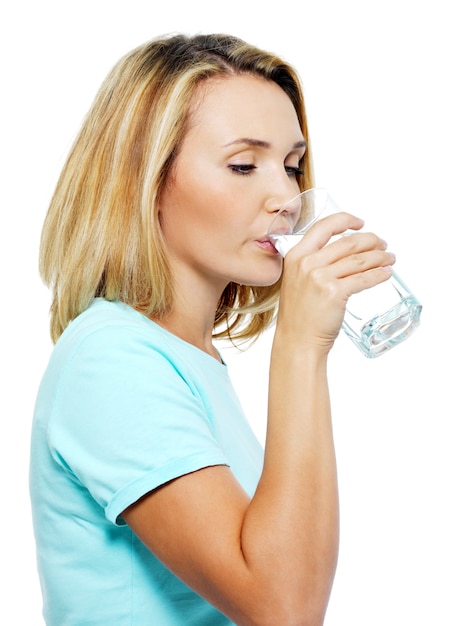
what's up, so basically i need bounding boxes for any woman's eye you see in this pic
[229,164,257,175]
[285,166,305,177]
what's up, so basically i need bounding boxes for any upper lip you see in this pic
[256,236,273,243]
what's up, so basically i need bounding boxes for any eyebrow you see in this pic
[223,138,307,150]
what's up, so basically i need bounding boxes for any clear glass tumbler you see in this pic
[267,188,422,358]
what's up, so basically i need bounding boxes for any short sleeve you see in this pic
[47,323,229,524]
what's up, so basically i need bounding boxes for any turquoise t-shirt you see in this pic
[30,299,264,625]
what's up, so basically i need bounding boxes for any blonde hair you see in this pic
[40,33,314,343]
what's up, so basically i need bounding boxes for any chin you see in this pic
[241,270,283,288]
[231,256,283,288]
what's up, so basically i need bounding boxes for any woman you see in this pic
[30,33,394,625]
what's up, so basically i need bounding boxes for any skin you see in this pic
[123,74,395,625]
[154,75,307,358]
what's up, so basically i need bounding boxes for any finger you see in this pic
[338,263,394,298]
[316,232,389,266]
[293,212,364,252]
[333,248,396,280]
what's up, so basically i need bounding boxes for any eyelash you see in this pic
[229,165,305,177]
[229,164,257,175]
[286,166,305,177]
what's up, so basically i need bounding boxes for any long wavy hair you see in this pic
[40,33,314,343]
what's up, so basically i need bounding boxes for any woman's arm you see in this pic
[123,211,394,626]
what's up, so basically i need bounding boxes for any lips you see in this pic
[255,237,279,254]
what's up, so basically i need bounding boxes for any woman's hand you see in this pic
[123,213,395,626]
[276,211,396,354]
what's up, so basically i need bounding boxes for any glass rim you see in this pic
[268,187,331,236]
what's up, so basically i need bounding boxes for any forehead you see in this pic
[187,74,302,140]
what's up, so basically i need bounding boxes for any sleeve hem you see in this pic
[106,451,229,526]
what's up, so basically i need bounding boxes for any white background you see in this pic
[2,1,469,623]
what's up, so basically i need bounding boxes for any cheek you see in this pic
[159,196,231,257]
[160,159,243,242]
[179,187,239,234]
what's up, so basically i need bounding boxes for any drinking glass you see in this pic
[267,188,422,358]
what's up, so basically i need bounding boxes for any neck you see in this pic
[154,254,231,361]
[156,310,221,361]
[154,283,226,362]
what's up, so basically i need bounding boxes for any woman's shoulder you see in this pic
[62,298,153,338]
[53,298,226,377]
[55,298,168,352]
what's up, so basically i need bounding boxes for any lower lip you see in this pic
[256,239,279,254]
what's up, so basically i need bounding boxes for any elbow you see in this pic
[254,613,325,626]
[237,593,329,626]
[247,611,326,626]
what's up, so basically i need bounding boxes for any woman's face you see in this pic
[158,74,306,296]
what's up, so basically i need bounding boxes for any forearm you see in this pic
[121,214,393,625]
[122,333,339,625]
[240,331,339,622]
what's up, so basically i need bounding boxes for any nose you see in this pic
[264,180,301,216]
[265,189,302,223]
[266,192,303,237]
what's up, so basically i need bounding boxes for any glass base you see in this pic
[342,295,422,358]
